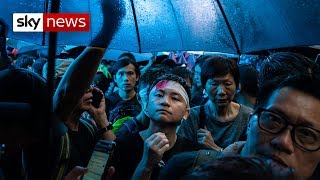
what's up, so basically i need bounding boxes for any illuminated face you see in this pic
[146,80,190,125]
[244,87,320,178]
[114,64,139,92]
[78,86,93,111]
[194,65,202,87]
[205,73,237,108]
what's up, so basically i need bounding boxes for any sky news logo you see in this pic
[13,13,90,32]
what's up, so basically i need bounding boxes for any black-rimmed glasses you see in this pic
[255,107,320,151]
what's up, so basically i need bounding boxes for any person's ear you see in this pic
[239,83,242,91]
[183,108,190,120]
[144,101,149,113]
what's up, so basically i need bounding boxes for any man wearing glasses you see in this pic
[238,75,320,178]
[161,75,320,179]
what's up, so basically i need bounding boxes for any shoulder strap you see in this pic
[53,133,70,180]
[80,118,96,139]
[199,105,206,129]
[123,117,139,133]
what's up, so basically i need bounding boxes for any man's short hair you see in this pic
[191,156,293,179]
[118,52,136,62]
[138,67,167,91]
[256,75,320,108]
[147,74,191,103]
[15,55,34,69]
[171,66,194,87]
[258,52,319,89]
[201,56,239,89]
[111,58,141,77]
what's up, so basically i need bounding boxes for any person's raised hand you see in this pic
[141,132,170,168]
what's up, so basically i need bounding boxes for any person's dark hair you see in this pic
[147,74,191,103]
[93,72,111,93]
[32,57,48,76]
[154,55,169,64]
[118,52,136,62]
[238,64,259,97]
[195,55,210,68]
[190,156,293,180]
[201,56,239,89]
[160,58,177,68]
[171,66,194,87]
[138,67,167,91]
[111,58,141,77]
[256,75,320,108]
[258,52,319,89]
[15,55,34,69]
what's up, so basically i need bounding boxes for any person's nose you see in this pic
[270,128,295,154]
[159,95,170,107]
[86,86,94,93]
[216,84,226,95]
[122,73,129,81]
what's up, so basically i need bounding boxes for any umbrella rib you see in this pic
[130,0,142,53]
[216,0,241,55]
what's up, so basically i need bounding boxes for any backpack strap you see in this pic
[192,150,222,170]
[79,117,96,139]
[53,133,70,180]
[123,117,139,134]
[199,105,206,129]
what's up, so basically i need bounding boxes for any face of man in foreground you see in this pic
[243,87,320,178]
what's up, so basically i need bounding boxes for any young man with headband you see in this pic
[110,74,205,180]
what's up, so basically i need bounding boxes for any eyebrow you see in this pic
[269,107,316,128]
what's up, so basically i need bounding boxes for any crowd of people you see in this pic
[1,1,320,180]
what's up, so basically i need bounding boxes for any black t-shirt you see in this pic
[111,132,204,180]
[105,92,141,123]
[66,120,97,174]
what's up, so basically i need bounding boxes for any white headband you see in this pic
[150,80,190,107]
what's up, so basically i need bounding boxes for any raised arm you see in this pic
[53,0,125,120]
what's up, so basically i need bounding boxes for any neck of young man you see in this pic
[136,111,150,127]
[141,121,177,149]
[118,88,136,100]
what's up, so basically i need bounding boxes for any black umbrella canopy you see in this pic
[2,0,320,54]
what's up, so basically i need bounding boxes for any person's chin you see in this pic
[216,102,228,108]
[151,118,181,127]
[122,86,132,91]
